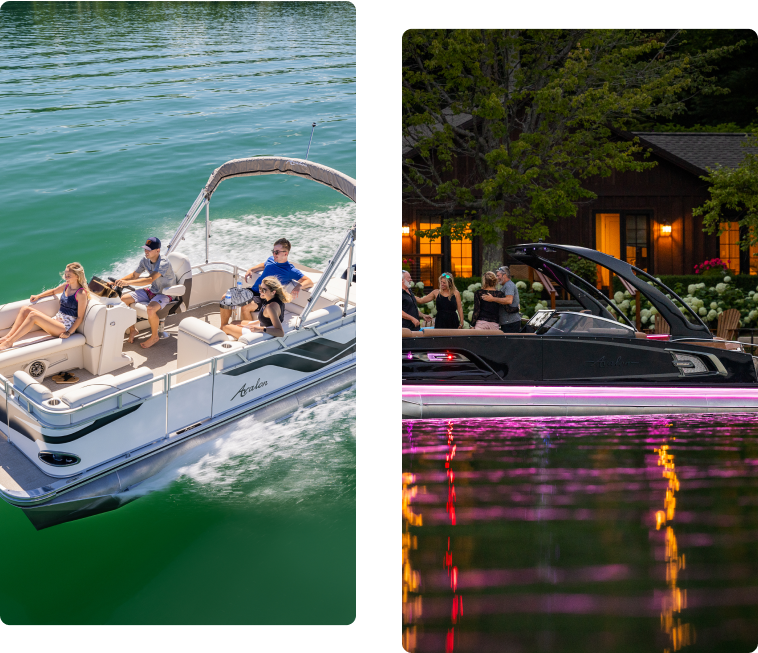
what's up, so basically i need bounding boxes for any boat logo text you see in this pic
[231,378,268,400]
[585,355,639,368]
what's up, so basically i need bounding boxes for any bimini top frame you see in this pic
[507,243,712,339]
[165,156,356,328]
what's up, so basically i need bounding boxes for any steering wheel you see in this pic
[107,277,136,297]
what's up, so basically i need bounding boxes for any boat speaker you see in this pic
[25,360,48,379]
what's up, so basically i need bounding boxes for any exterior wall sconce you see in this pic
[402,224,410,235]
[660,221,672,236]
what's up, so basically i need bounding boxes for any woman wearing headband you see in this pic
[428,272,464,329]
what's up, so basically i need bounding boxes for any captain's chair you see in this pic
[133,252,193,339]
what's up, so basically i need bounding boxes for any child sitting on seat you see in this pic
[221,276,291,339]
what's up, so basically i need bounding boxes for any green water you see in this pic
[0,1,355,624]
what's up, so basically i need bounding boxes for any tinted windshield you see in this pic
[528,310,635,338]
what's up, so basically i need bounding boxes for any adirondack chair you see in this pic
[654,314,670,335]
[716,308,740,341]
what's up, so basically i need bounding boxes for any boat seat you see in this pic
[176,305,345,378]
[131,252,192,338]
[0,296,135,380]
[39,368,155,425]
[13,370,54,405]
[688,338,743,351]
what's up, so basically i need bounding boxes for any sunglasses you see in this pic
[272,249,288,255]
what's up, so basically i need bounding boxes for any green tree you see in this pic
[402,29,742,259]
[694,132,758,246]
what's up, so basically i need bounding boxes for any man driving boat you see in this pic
[112,236,177,349]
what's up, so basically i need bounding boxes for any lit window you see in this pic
[418,220,442,286]
[719,222,740,271]
[450,226,473,278]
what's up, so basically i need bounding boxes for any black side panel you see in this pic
[542,337,757,384]
[402,335,543,384]
[543,338,679,382]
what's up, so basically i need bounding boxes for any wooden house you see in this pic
[402,129,756,288]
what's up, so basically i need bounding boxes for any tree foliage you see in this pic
[695,133,758,247]
[402,29,743,244]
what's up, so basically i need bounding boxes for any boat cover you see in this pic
[201,157,356,203]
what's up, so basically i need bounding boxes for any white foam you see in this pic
[102,203,355,279]
[123,389,355,507]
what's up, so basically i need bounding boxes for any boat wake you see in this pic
[123,388,356,509]
[103,202,355,279]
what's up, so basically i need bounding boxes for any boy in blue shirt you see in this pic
[219,238,314,327]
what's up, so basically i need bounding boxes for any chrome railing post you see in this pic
[1,375,9,443]
[205,201,210,264]
[343,241,354,317]
[164,373,170,437]
[210,357,217,418]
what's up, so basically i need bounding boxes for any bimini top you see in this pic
[507,243,713,339]
[202,156,356,203]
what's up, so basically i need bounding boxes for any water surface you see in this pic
[403,415,758,652]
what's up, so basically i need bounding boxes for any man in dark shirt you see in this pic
[402,271,432,331]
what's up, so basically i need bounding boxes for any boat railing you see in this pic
[0,310,355,437]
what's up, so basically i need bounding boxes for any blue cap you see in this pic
[142,236,161,251]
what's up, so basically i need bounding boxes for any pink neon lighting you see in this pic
[402,384,758,402]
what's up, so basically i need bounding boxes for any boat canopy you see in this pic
[202,156,356,203]
[166,156,356,256]
[507,243,713,339]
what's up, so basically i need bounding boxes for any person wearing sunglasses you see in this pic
[219,238,313,328]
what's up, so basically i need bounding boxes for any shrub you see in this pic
[563,253,598,286]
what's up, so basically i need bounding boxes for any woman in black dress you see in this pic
[431,272,464,329]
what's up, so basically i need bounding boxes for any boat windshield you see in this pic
[527,310,636,338]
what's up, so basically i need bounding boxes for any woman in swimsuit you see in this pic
[0,262,90,351]
[222,276,291,339]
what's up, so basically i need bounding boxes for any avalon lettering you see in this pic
[585,356,639,368]
[231,378,268,401]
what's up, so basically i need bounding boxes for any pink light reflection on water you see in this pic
[403,384,758,399]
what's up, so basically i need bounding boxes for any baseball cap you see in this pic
[142,236,161,252]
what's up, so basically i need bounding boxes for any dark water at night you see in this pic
[403,415,758,653]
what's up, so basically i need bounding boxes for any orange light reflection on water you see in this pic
[655,443,695,652]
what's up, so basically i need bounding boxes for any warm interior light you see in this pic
[402,225,410,235]
[661,223,672,236]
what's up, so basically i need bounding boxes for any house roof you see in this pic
[629,131,757,176]
[403,116,757,177]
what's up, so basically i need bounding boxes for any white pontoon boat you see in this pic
[0,157,356,529]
